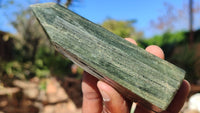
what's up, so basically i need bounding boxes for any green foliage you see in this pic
[169,45,200,83]
[102,19,143,39]
[3,61,24,79]
[0,60,16,86]
[138,31,200,83]
[35,46,73,76]
[0,8,74,82]
[138,31,186,58]
[39,79,47,90]
[138,31,185,48]
[1,45,74,81]
[0,0,82,86]
[11,8,48,63]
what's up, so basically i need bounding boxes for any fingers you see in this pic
[97,81,130,113]
[82,72,102,113]
[125,38,138,45]
[124,38,167,113]
[125,38,164,59]
[82,38,189,113]
[144,44,190,112]
[145,45,165,59]
[165,80,190,113]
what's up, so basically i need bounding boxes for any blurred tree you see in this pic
[102,19,143,40]
[11,9,48,63]
[189,0,194,44]
[169,45,200,83]
[150,3,177,32]
[56,0,75,7]
[138,31,186,58]
[0,0,76,8]
[1,8,75,79]
[150,1,200,44]
[0,0,81,81]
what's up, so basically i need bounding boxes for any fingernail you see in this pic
[99,89,110,102]
[97,81,111,102]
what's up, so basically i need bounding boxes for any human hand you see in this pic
[81,38,190,113]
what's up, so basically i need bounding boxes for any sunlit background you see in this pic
[0,0,200,113]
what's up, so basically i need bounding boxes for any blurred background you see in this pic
[0,0,200,113]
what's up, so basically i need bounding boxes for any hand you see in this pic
[81,38,190,113]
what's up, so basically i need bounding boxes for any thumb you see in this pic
[97,81,130,113]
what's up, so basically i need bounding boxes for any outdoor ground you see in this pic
[0,76,82,113]
[1,76,200,113]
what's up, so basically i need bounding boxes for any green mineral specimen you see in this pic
[31,3,185,112]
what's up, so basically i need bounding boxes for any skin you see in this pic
[82,38,191,113]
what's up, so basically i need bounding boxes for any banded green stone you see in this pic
[31,3,185,112]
